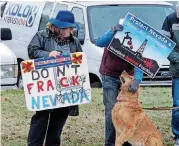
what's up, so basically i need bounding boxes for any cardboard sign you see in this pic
[21,52,91,111]
[108,13,176,78]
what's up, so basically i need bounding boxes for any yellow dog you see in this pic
[112,71,163,146]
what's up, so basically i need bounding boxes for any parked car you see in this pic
[0,1,176,86]
[0,28,18,89]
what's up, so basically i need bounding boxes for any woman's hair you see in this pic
[47,22,58,34]
[46,22,74,41]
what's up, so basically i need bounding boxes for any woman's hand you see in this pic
[49,51,61,58]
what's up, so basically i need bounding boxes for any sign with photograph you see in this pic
[108,13,176,78]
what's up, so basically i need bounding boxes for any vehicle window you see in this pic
[0,2,7,18]
[38,2,54,31]
[87,5,175,42]
[52,3,68,18]
[72,7,85,41]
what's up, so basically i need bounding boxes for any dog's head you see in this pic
[120,71,134,86]
[118,71,139,100]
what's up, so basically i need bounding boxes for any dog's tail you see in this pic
[145,136,163,146]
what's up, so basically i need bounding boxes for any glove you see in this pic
[111,24,123,32]
[128,79,141,93]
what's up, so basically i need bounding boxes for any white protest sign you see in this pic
[21,52,91,111]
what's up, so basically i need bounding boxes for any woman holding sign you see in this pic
[27,11,82,146]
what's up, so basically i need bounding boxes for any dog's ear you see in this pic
[122,71,131,79]
[121,71,132,83]
[130,76,134,81]
[120,76,125,85]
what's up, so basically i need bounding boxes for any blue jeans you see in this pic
[172,77,179,139]
[101,74,131,146]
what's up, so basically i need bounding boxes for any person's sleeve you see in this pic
[95,29,114,47]
[75,38,83,52]
[28,32,49,59]
[161,16,171,38]
[134,67,143,81]
[167,48,179,63]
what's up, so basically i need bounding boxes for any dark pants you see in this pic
[101,74,132,146]
[27,107,69,146]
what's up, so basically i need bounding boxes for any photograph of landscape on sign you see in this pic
[108,13,176,78]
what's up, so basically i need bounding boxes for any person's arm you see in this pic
[75,37,83,52]
[95,29,114,47]
[95,24,123,47]
[167,48,179,63]
[161,15,172,38]
[134,67,143,81]
[28,32,49,59]
[128,67,143,93]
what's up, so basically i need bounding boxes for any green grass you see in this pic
[1,87,175,146]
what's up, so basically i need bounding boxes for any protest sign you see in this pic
[21,52,91,111]
[108,12,176,78]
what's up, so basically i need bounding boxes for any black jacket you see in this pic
[28,30,82,116]
[162,12,179,77]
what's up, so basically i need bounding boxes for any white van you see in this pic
[0,28,18,89]
[0,1,176,87]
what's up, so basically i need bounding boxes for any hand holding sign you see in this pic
[49,51,61,58]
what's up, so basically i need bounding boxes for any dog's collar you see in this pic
[118,99,142,104]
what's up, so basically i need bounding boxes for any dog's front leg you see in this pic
[115,125,137,146]
[115,131,120,146]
